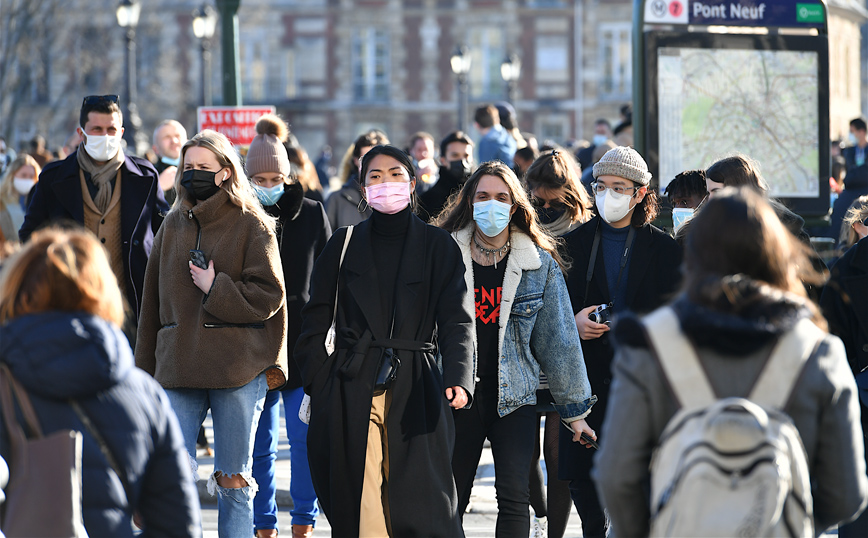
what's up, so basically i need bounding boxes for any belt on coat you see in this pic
[336,327,435,381]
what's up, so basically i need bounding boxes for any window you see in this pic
[352,28,390,102]
[599,23,632,100]
[468,28,505,99]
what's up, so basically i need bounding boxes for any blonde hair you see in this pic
[0,227,125,326]
[172,130,277,234]
[0,154,41,204]
[839,195,868,250]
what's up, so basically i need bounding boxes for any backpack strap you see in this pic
[748,317,824,409]
[643,306,716,410]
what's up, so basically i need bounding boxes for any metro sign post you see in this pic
[197,106,276,147]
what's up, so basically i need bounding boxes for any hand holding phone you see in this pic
[580,432,599,450]
[190,249,208,269]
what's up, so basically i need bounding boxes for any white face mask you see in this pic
[13,177,34,196]
[83,134,122,161]
[595,188,636,224]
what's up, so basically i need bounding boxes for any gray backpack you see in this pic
[642,306,822,538]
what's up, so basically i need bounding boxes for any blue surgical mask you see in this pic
[473,199,512,237]
[253,183,285,206]
[592,134,608,146]
[161,155,180,167]
[672,207,694,230]
[849,133,859,146]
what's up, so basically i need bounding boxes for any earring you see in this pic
[357,197,369,213]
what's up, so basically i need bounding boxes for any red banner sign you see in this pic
[197,106,277,146]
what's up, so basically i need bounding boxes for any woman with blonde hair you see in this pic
[0,226,200,537]
[136,129,288,537]
[437,161,596,537]
[0,154,41,245]
[837,195,868,252]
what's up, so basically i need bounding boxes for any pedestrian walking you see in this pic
[325,130,389,230]
[151,119,188,205]
[135,129,288,538]
[560,146,682,537]
[436,160,597,537]
[295,145,474,537]
[417,131,474,222]
[0,227,200,537]
[246,114,331,538]
[597,187,868,536]
[0,155,41,247]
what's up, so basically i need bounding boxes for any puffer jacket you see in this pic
[595,279,868,537]
[0,312,200,538]
[452,225,596,420]
[136,188,288,390]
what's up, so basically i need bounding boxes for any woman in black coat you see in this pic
[295,145,475,537]
[559,146,683,537]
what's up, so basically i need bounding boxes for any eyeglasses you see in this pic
[590,182,639,196]
[82,95,119,106]
[530,196,567,211]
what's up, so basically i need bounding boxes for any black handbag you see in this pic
[374,345,400,392]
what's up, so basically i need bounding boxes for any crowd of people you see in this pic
[1,93,867,538]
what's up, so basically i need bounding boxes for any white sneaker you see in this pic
[531,515,548,538]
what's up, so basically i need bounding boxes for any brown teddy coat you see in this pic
[135,188,288,390]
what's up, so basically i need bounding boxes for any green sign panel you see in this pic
[796,3,824,23]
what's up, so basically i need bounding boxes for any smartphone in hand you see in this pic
[580,432,599,450]
[189,249,208,269]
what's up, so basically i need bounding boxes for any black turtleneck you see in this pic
[371,205,412,325]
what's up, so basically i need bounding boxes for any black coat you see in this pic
[822,237,868,380]
[18,151,167,322]
[417,165,467,222]
[265,182,331,390]
[294,213,475,537]
[559,216,683,479]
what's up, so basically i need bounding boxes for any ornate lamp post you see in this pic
[450,45,472,132]
[116,0,143,154]
[500,52,521,104]
[192,4,218,107]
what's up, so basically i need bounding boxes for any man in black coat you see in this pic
[560,147,682,537]
[19,95,168,326]
[417,131,474,222]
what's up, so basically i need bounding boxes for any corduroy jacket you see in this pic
[135,189,288,390]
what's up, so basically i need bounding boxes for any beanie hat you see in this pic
[246,114,291,177]
[592,146,651,186]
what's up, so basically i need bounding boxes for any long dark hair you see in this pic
[705,154,768,194]
[435,161,570,273]
[682,187,825,328]
[359,145,418,209]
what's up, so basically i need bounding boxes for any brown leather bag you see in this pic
[0,364,88,537]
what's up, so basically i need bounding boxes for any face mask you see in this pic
[473,199,512,237]
[537,206,566,225]
[592,134,608,146]
[181,169,225,200]
[83,134,122,161]
[595,188,636,224]
[13,178,34,196]
[253,183,285,206]
[672,207,694,230]
[448,159,471,179]
[849,133,858,145]
[365,181,411,214]
[161,155,180,167]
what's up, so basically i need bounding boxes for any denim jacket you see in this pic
[453,226,597,420]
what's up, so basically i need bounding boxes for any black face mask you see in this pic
[181,169,223,200]
[448,159,471,180]
[536,205,566,225]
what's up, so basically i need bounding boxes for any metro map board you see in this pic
[648,0,826,28]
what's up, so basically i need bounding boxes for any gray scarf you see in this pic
[543,211,582,237]
[76,142,125,213]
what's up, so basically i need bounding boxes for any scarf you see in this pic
[76,142,125,213]
[543,211,581,237]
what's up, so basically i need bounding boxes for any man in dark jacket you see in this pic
[19,95,168,325]
[417,131,474,222]
[560,147,682,537]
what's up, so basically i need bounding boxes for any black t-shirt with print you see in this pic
[473,253,509,381]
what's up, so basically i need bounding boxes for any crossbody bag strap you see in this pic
[643,306,716,410]
[583,222,602,304]
[749,317,825,409]
[70,400,133,506]
[331,225,354,326]
[0,365,42,463]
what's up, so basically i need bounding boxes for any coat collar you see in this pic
[453,224,541,272]
[182,188,232,225]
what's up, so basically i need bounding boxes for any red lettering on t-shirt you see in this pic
[475,285,503,325]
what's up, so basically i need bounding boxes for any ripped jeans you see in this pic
[166,373,268,538]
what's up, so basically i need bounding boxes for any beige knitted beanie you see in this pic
[246,114,291,177]
[592,146,652,186]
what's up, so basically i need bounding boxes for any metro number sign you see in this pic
[197,106,276,146]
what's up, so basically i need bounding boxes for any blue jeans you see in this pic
[252,387,319,530]
[166,373,268,538]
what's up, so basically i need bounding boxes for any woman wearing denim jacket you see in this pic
[436,161,597,537]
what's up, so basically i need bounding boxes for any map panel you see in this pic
[657,47,819,198]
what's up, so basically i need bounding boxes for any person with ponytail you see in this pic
[436,160,597,537]
[295,145,474,537]
[246,114,331,538]
[135,129,288,538]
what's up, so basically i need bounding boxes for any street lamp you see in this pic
[500,52,521,104]
[450,45,472,132]
[192,4,218,107]
[116,0,143,155]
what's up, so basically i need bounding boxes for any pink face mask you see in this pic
[365,181,411,214]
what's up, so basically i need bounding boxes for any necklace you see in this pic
[473,234,510,269]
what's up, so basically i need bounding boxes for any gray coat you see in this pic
[324,174,371,231]
[594,289,868,537]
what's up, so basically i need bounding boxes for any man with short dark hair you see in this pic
[19,94,168,328]
[417,131,474,222]
[845,117,868,171]
[474,104,516,165]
